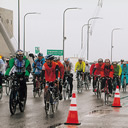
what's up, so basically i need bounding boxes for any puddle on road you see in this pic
[48,123,62,128]
[85,109,112,117]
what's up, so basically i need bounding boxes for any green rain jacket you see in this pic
[5,56,31,77]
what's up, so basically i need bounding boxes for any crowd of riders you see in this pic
[0,49,128,107]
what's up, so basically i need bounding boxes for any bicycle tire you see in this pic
[45,102,49,117]
[9,91,16,115]
[6,80,10,95]
[63,88,66,100]
[105,92,109,104]
[19,100,26,112]
[0,87,3,100]
[123,78,126,92]
[19,88,27,112]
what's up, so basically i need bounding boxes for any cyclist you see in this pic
[5,58,9,71]
[32,53,45,92]
[5,50,31,101]
[119,59,124,66]
[112,61,122,89]
[63,58,73,97]
[54,56,64,100]
[121,62,128,88]
[0,57,5,92]
[42,55,59,101]
[75,58,85,81]
[101,59,114,97]
[84,61,91,83]
[91,58,103,92]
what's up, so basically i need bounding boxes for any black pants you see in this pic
[101,78,112,94]
[63,73,73,94]
[93,77,98,89]
[113,76,120,89]
[19,78,27,100]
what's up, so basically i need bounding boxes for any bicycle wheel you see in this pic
[77,79,80,93]
[123,78,126,92]
[63,87,66,100]
[0,87,3,100]
[38,89,42,97]
[6,80,11,95]
[45,102,49,117]
[86,76,89,90]
[9,90,16,115]
[56,98,59,111]
[67,84,70,99]
[105,92,109,104]
[81,80,83,93]
[19,99,26,112]
[19,88,27,112]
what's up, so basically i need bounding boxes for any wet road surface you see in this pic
[1,81,128,128]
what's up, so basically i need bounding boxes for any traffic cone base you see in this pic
[64,93,81,125]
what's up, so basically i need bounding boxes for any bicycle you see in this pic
[44,82,59,117]
[5,75,13,96]
[9,73,27,115]
[95,75,102,99]
[63,74,70,100]
[112,75,119,96]
[84,72,90,90]
[33,74,43,98]
[0,74,4,100]
[123,74,127,92]
[103,77,111,104]
[77,71,83,93]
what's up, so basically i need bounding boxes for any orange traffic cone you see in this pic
[112,85,122,107]
[64,93,81,125]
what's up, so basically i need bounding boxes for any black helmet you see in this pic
[16,50,24,58]
[98,58,103,62]
[38,53,43,57]
[46,55,54,60]
[105,59,110,63]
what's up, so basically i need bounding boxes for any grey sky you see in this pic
[1,0,128,61]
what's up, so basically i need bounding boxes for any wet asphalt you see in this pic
[0,81,128,128]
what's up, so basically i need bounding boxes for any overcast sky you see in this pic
[1,0,128,61]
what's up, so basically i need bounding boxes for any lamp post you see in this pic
[23,12,41,54]
[87,17,102,60]
[111,28,121,62]
[18,0,20,49]
[81,24,90,49]
[63,7,81,60]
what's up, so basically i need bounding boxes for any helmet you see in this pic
[113,61,117,65]
[64,58,70,62]
[16,50,24,58]
[78,58,82,61]
[38,53,43,57]
[121,59,124,62]
[54,57,57,61]
[56,56,60,61]
[98,58,103,62]
[123,62,127,65]
[54,56,60,61]
[6,58,9,62]
[105,59,110,63]
[45,55,54,60]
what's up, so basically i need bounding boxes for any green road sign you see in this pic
[47,50,63,56]
[35,47,40,54]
